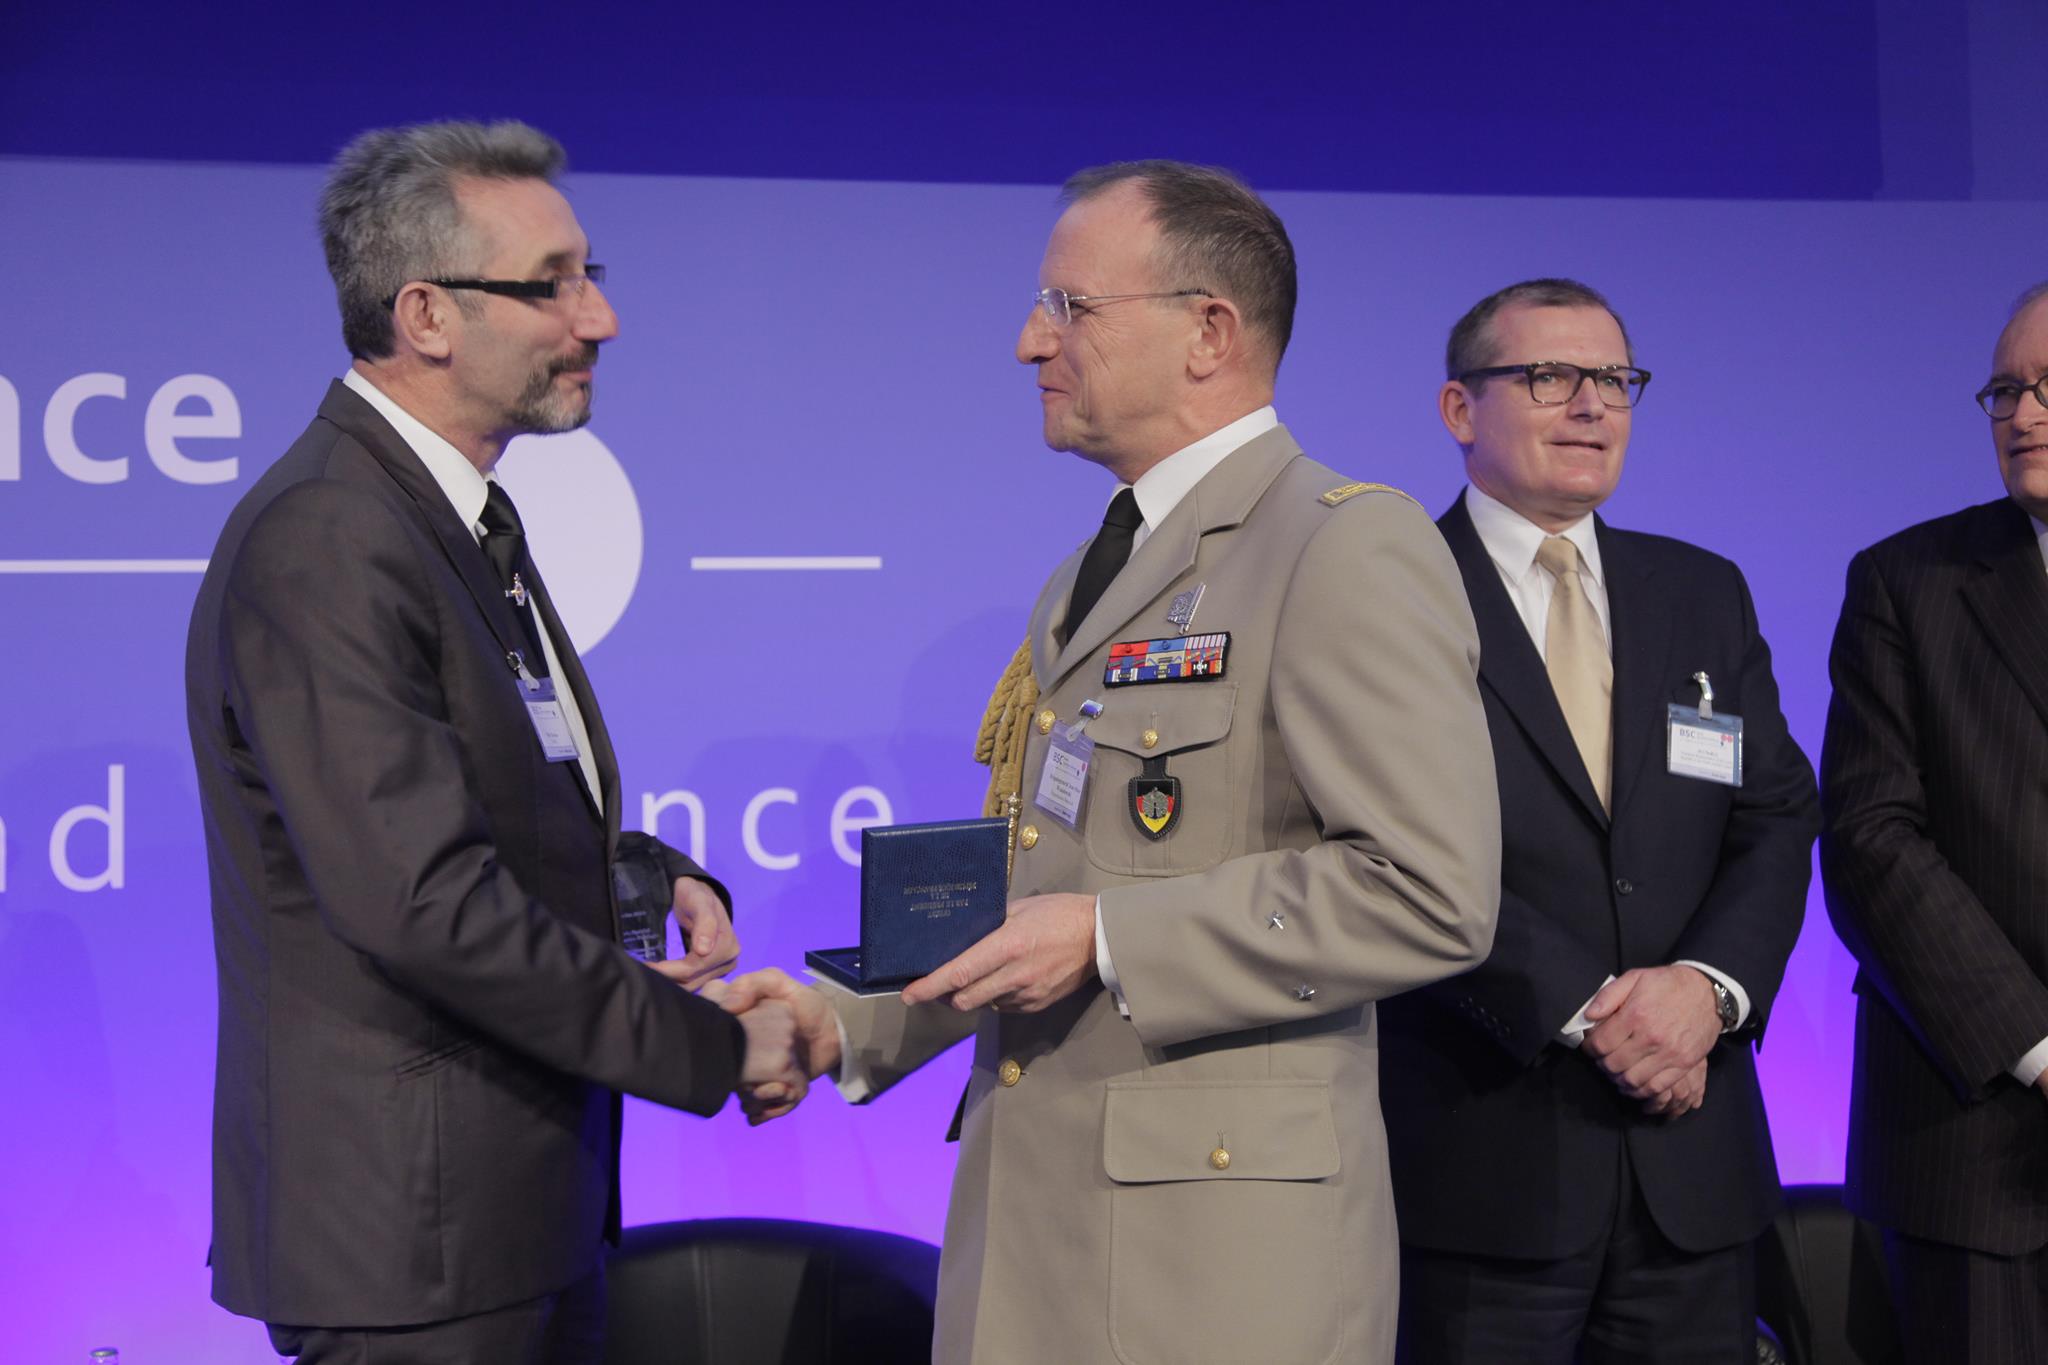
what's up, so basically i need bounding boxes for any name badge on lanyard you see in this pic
[508,651,581,763]
[1667,670,1742,787]
[1034,699,1103,830]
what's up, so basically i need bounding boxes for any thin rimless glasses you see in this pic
[1032,285,1213,326]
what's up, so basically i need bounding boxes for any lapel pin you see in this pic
[1166,583,1206,633]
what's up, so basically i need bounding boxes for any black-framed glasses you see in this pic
[383,264,607,309]
[1459,361,1653,409]
[1033,285,1212,326]
[1975,375,2048,419]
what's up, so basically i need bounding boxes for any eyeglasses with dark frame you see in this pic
[1033,285,1213,326]
[382,264,607,310]
[1458,361,1653,410]
[1975,374,2048,420]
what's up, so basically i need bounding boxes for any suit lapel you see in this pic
[318,381,613,834]
[317,383,533,666]
[1598,520,1671,816]
[1030,550,1084,692]
[1438,494,1608,826]
[1043,425,1302,691]
[526,566,619,838]
[1961,499,2048,733]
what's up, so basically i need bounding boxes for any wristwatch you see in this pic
[1709,978,1739,1033]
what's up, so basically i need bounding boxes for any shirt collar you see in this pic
[1464,482,1605,588]
[343,367,493,541]
[1121,406,1280,533]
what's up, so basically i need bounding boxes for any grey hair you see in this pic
[320,120,567,360]
[1061,160,1297,372]
[1445,277,1633,381]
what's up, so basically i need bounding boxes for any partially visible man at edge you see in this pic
[714,160,1503,1364]
[185,120,801,1364]
[1823,282,2048,1363]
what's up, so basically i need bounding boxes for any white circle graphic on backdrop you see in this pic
[494,427,643,653]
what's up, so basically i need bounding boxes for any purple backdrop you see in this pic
[0,156,2031,1359]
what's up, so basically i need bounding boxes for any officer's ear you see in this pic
[1187,296,1244,381]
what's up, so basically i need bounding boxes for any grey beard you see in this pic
[509,355,597,434]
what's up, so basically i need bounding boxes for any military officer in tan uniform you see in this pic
[719,160,1502,1365]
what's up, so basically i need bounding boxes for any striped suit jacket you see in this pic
[1821,496,2048,1255]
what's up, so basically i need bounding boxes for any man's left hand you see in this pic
[666,876,740,990]
[1582,965,1721,1099]
[901,893,1097,1012]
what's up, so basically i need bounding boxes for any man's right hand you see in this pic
[2034,1068,2048,1102]
[709,969,843,1123]
[733,998,806,1124]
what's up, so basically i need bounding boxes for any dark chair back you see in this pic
[1753,1184,1901,1365]
[604,1217,940,1365]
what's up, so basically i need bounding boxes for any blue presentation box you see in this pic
[806,817,1010,994]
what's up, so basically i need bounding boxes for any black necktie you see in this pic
[1062,487,1143,642]
[479,482,551,677]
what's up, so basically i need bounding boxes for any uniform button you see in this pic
[1614,878,1634,896]
[1019,825,1039,850]
[998,1058,1023,1087]
[1209,1147,1232,1171]
[1036,709,1056,735]
[1141,728,1160,750]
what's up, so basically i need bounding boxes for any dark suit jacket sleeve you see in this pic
[615,830,733,917]
[1822,548,2048,1098]
[221,478,743,1114]
[1431,882,1615,1067]
[1666,558,1816,1031]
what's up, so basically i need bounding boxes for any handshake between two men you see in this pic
[673,890,1102,1124]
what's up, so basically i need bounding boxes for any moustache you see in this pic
[549,348,600,377]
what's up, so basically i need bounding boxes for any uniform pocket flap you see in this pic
[1103,1079,1339,1183]
[1087,682,1238,757]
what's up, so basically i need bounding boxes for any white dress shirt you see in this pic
[1462,484,1750,1042]
[342,368,603,803]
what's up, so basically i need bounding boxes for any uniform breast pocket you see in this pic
[1081,683,1239,878]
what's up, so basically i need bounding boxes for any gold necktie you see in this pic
[1536,536,1612,810]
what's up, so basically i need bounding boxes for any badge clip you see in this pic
[507,650,541,692]
[1063,698,1105,742]
[1691,671,1715,720]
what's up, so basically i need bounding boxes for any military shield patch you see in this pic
[1129,773,1181,840]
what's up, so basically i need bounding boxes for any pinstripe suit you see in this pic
[1821,495,2048,1356]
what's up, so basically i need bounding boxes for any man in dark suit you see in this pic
[1380,277,1819,1363]
[184,120,800,1364]
[1821,284,2048,1363]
